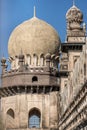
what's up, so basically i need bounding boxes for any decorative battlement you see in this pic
[0,53,59,88]
[3,52,60,71]
[1,53,59,75]
[1,66,58,76]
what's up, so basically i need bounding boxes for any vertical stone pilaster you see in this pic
[49,92,59,129]
[19,94,28,128]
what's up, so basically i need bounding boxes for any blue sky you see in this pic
[0,0,87,60]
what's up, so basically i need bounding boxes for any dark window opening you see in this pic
[32,76,38,82]
[84,64,86,75]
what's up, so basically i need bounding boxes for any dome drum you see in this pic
[9,52,59,70]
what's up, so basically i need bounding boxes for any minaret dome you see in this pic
[66,5,83,24]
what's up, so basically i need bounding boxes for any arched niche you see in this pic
[7,108,15,119]
[26,54,31,65]
[40,54,44,66]
[33,54,38,66]
[15,56,19,69]
[28,108,41,128]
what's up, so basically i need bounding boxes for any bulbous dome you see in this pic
[8,16,61,58]
[66,5,83,23]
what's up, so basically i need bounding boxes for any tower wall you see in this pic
[1,92,59,130]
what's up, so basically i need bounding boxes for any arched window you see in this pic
[32,76,38,82]
[40,54,44,66]
[7,108,15,118]
[26,54,31,65]
[33,54,38,66]
[15,56,19,69]
[74,58,77,65]
[28,108,41,128]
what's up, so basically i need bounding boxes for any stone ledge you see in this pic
[7,128,58,130]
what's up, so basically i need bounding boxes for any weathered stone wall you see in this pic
[60,51,82,114]
[1,92,59,129]
[59,38,87,129]
[72,50,86,97]
[2,73,58,87]
[60,77,68,113]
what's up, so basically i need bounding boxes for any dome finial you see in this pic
[3,53,4,57]
[73,0,75,6]
[34,6,36,17]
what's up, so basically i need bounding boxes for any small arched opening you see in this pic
[26,54,31,65]
[32,76,38,82]
[33,54,38,66]
[40,54,44,66]
[7,108,15,119]
[28,108,41,128]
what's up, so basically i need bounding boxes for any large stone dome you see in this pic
[8,16,61,58]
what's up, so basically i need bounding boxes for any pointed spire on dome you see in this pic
[73,0,75,6]
[34,6,36,17]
